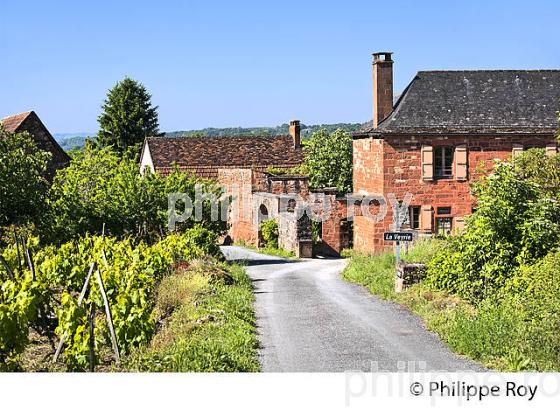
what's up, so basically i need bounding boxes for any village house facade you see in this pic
[1,111,70,178]
[140,121,316,254]
[352,52,560,253]
[140,122,352,257]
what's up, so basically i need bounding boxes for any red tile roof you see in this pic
[145,135,304,171]
[1,111,33,132]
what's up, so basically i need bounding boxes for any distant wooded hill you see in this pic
[54,122,364,151]
[165,122,363,138]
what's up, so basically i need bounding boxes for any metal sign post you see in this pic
[383,232,413,293]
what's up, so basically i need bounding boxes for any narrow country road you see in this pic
[222,246,482,372]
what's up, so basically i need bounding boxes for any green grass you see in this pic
[235,240,296,259]
[343,239,560,371]
[125,259,259,372]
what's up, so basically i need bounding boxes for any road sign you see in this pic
[383,232,413,242]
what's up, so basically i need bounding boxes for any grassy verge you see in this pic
[235,240,296,259]
[125,259,259,372]
[344,243,560,371]
[342,240,487,368]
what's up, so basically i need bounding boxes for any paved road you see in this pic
[222,246,482,372]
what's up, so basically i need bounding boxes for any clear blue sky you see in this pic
[1,0,559,133]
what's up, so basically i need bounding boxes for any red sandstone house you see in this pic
[139,121,315,252]
[352,52,560,253]
[1,111,70,178]
[139,120,303,178]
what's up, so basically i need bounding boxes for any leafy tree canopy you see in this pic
[97,77,159,155]
[42,146,225,244]
[0,127,50,230]
[303,128,353,193]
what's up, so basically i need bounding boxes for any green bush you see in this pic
[425,152,560,302]
[1,226,221,370]
[42,146,226,244]
[260,219,279,249]
[125,262,259,372]
[304,128,353,193]
[0,128,50,234]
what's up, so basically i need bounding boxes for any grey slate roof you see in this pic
[358,70,560,136]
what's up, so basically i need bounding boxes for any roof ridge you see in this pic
[1,110,33,122]
[418,69,560,74]
[149,134,291,141]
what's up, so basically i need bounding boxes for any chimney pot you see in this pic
[372,51,394,128]
[289,120,301,148]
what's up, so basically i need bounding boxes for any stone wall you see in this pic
[353,133,558,254]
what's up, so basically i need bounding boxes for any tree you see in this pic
[425,149,560,302]
[0,127,50,230]
[97,77,159,155]
[42,146,225,244]
[304,128,353,193]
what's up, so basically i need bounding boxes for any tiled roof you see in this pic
[1,111,33,132]
[358,70,560,135]
[145,135,304,170]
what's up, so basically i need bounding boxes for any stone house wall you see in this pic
[353,134,559,254]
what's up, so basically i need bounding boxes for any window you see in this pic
[434,147,454,179]
[437,207,451,215]
[409,206,420,230]
[436,217,452,236]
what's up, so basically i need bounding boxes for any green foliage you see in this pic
[166,122,362,139]
[342,239,442,299]
[0,227,220,370]
[0,269,50,369]
[304,128,353,193]
[259,219,278,248]
[266,164,309,176]
[0,128,50,230]
[125,261,259,372]
[44,228,218,370]
[97,77,159,154]
[425,152,560,302]
[42,146,225,244]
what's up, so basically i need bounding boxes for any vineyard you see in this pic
[0,134,258,372]
[0,226,256,371]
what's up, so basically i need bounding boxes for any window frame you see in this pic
[435,216,453,236]
[434,146,454,180]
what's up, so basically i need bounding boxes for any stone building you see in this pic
[1,111,70,178]
[140,120,352,257]
[139,120,304,178]
[140,120,313,254]
[352,52,560,253]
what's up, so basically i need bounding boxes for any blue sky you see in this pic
[1,0,559,133]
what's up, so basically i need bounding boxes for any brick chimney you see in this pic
[372,52,394,128]
[289,120,301,148]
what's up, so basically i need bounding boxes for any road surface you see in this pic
[221,246,482,372]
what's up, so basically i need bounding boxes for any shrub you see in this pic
[260,219,279,248]
[304,128,353,193]
[42,146,226,244]
[425,153,560,302]
[0,128,50,234]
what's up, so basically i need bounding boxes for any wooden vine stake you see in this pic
[53,261,96,363]
[89,303,96,372]
[0,255,14,280]
[20,236,36,281]
[13,229,22,271]
[95,268,120,363]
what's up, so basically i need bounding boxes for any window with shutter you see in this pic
[434,147,454,179]
[419,205,433,233]
[421,145,433,181]
[455,144,467,181]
